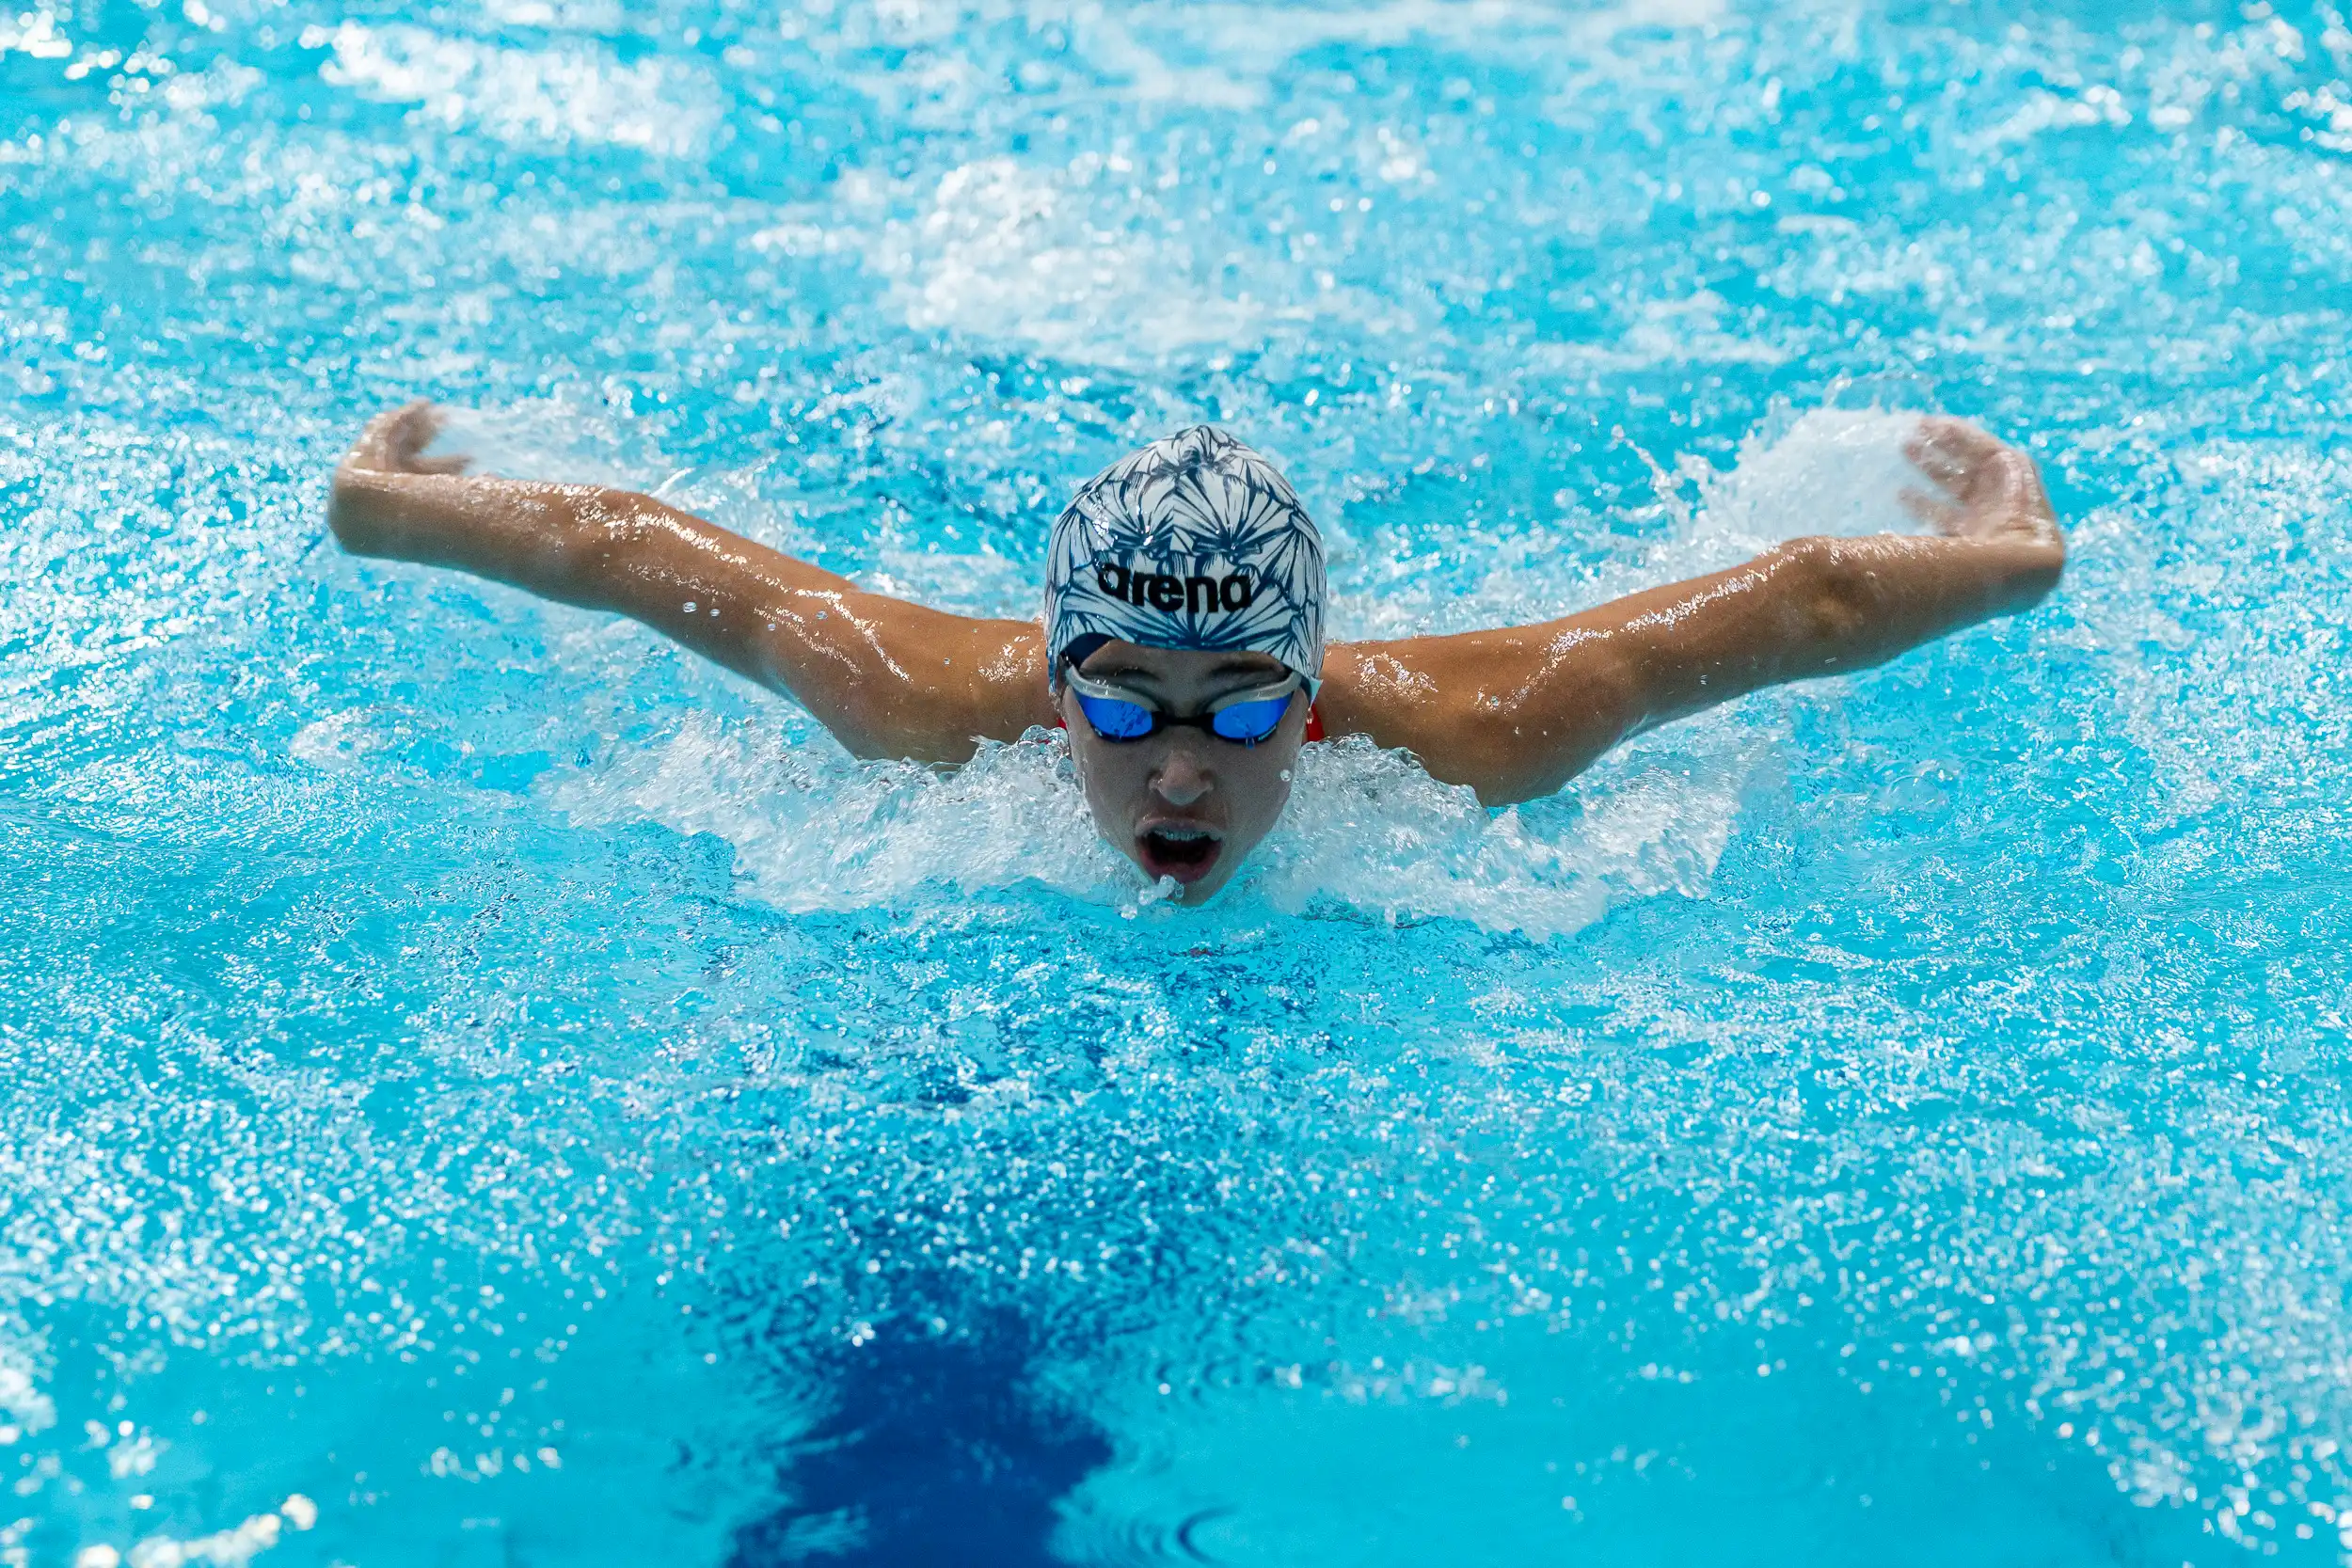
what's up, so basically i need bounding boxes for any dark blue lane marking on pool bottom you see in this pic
[729,1313,1113,1568]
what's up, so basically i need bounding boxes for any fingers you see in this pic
[347,401,428,466]
[1901,418,2061,543]
[383,400,444,463]
[345,406,407,469]
[1907,414,2004,458]
[1903,416,2001,494]
[1994,446,2056,515]
[1984,448,2060,542]
[1898,484,1964,536]
[344,401,467,476]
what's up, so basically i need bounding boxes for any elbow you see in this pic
[832,728,901,764]
[1429,660,1645,807]
[834,723,979,769]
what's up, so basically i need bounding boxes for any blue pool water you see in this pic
[5,0,2351,1561]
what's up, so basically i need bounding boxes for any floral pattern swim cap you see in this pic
[1042,426,1327,689]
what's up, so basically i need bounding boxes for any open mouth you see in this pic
[1136,824,1224,885]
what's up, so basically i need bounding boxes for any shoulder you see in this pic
[1312,631,1637,804]
[956,619,1060,740]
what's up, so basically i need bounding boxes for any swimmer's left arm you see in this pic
[1316,418,2066,804]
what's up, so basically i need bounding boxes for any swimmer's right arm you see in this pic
[328,403,1056,761]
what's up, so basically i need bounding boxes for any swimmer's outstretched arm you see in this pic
[1314,418,2066,804]
[334,406,2059,803]
[329,403,1057,761]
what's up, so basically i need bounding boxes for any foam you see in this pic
[539,717,1138,911]
[1686,404,1931,563]
[1248,731,1755,937]
[879,157,1288,366]
[537,704,1759,940]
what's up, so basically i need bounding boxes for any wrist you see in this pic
[327,466,411,560]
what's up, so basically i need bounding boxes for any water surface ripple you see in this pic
[3,0,2349,1562]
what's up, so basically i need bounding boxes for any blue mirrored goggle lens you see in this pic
[1075,691,1156,740]
[1210,695,1291,743]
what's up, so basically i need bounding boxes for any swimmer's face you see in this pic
[1057,641,1308,904]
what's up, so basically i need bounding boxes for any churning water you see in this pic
[4,0,2350,1562]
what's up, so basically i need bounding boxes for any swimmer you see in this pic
[329,410,2063,902]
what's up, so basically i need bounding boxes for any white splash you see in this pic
[316,23,718,155]
[1692,404,1931,560]
[878,157,1281,365]
[288,708,379,769]
[405,401,645,490]
[541,718,1136,911]
[124,1512,280,1568]
[542,709,1756,938]
[1248,732,1756,938]
[0,1353,54,1434]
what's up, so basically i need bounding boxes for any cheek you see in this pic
[1071,736,1145,817]
[1230,742,1303,835]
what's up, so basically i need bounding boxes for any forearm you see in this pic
[1603,530,2065,728]
[1324,530,2063,805]
[329,467,858,673]
[329,467,1052,760]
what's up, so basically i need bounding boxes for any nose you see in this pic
[1151,740,1215,808]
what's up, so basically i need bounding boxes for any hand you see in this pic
[329,401,480,560]
[1900,417,2061,547]
[340,400,472,478]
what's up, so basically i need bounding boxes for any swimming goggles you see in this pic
[1063,664,1302,747]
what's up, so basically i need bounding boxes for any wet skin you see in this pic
[1057,642,1308,903]
[329,404,2065,896]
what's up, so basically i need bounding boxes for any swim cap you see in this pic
[1042,426,1327,690]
